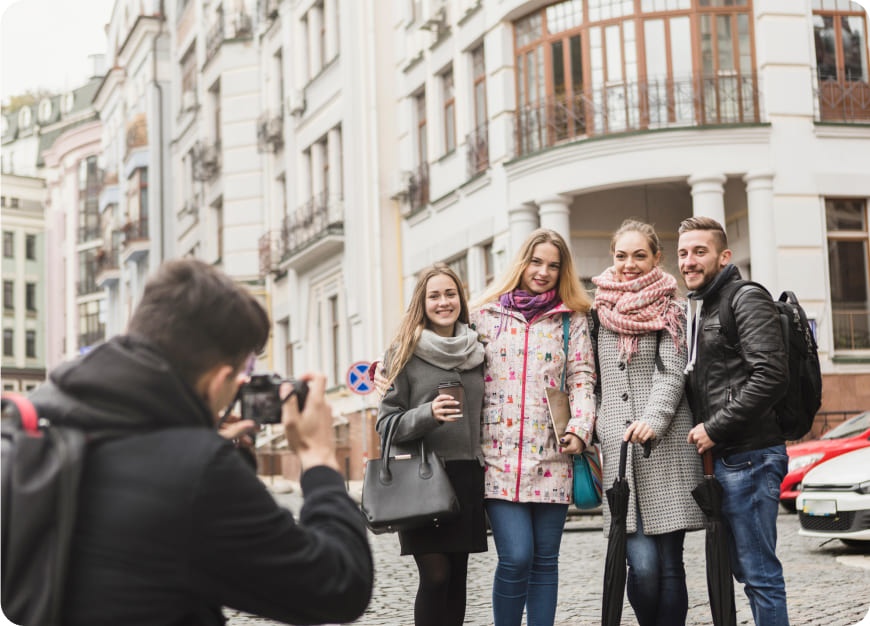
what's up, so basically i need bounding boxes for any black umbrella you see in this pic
[601,440,631,626]
[691,451,737,626]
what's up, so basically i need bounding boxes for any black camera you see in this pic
[239,373,308,424]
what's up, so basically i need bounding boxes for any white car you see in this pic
[796,447,870,547]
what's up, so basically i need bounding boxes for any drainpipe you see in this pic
[152,0,166,262]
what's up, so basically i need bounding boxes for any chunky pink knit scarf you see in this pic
[592,266,683,362]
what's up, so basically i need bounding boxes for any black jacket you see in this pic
[684,266,788,457]
[29,335,373,626]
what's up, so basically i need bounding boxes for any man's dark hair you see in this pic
[127,259,270,386]
[678,216,728,253]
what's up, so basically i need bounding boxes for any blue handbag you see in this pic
[573,445,603,509]
[556,314,603,509]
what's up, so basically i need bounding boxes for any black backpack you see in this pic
[718,281,823,440]
[1,393,89,626]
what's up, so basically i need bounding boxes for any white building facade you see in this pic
[252,0,403,476]
[93,1,174,338]
[391,0,870,413]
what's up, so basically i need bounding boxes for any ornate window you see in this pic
[813,0,870,122]
[514,0,758,155]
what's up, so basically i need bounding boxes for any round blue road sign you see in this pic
[346,361,373,395]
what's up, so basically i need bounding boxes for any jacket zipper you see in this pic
[514,321,531,501]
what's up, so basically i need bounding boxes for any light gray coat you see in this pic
[595,324,705,536]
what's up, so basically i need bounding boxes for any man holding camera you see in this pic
[29,259,373,625]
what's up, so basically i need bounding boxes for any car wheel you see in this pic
[780,499,797,514]
[841,539,870,551]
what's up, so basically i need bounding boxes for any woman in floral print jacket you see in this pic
[470,228,596,626]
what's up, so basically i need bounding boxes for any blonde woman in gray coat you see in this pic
[592,219,704,626]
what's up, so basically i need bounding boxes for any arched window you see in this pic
[18,107,31,129]
[513,0,759,155]
[38,98,52,123]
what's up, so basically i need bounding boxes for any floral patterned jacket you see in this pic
[471,301,596,504]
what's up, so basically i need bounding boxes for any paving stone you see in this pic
[225,489,870,625]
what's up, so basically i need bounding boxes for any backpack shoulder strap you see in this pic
[717,279,771,348]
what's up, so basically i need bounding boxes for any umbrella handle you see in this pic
[702,450,714,476]
[618,440,629,478]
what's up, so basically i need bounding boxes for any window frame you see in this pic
[442,67,456,155]
[825,197,870,352]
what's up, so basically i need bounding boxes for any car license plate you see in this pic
[803,499,837,516]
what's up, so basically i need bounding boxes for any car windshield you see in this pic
[821,412,870,440]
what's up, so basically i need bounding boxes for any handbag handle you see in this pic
[377,413,434,482]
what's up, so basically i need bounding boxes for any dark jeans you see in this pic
[485,499,568,626]
[625,513,688,626]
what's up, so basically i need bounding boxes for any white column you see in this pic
[687,173,727,229]
[744,171,777,292]
[293,12,307,86]
[536,194,572,242]
[508,203,539,256]
[467,244,486,297]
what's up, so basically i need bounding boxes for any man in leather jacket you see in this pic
[30,259,373,625]
[677,216,790,626]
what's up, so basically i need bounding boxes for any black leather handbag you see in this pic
[360,414,459,534]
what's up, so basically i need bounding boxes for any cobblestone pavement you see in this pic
[226,486,870,626]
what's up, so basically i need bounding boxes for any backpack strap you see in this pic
[717,279,772,350]
[1,393,40,435]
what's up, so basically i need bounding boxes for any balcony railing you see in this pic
[258,230,286,275]
[516,73,760,157]
[816,78,870,123]
[833,308,870,351]
[466,122,489,177]
[122,218,149,243]
[95,245,120,272]
[280,192,344,260]
[77,225,101,244]
[192,140,221,182]
[407,162,430,214]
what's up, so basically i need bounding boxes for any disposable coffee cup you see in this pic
[437,381,465,419]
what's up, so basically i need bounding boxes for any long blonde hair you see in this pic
[384,263,471,389]
[473,228,592,313]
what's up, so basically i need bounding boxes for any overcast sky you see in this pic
[2,1,870,102]
[4,0,870,106]
[1,0,115,104]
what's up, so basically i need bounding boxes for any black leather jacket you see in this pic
[684,267,788,457]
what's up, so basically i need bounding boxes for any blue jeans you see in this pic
[626,513,688,626]
[485,499,568,626]
[716,444,789,626]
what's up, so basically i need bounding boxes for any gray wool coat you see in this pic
[377,354,485,464]
[594,323,705,537]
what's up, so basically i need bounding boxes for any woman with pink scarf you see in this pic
[592,219,704,626]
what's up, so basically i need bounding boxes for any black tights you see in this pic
[412,552,470,626]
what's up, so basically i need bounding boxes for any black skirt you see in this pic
[398,459,488,556]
